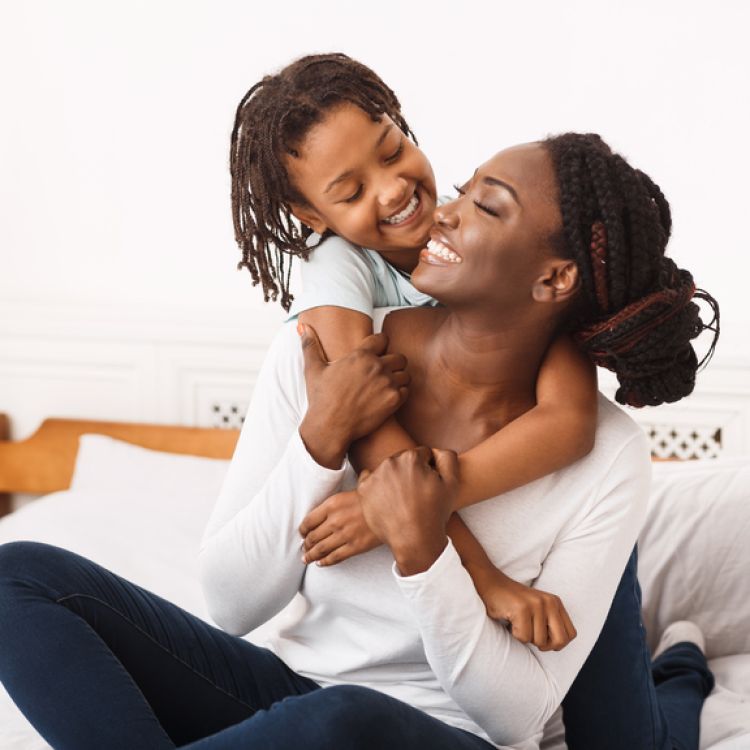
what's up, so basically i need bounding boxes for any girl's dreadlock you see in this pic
[544,133,719,407]
[230,53,416,311]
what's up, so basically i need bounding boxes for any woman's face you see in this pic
[286,103,437,270]
[411,143,565,312]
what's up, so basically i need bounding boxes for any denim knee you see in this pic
[274,684,393,746]
[0,540,64,583]
[0,540,73,612]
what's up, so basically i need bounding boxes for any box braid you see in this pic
[544,133,720,407]
[230,53,417,311]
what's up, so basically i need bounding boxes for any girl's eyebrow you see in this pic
[323,124,394,195]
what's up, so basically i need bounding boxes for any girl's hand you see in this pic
[299,490,381,566]
[298,323,410,469]
[476,568,577,651]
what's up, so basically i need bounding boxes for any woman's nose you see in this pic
[434,203,459,229]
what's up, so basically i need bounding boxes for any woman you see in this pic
[0,135,717,749]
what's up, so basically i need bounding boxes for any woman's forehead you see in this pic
[481,144,559,209]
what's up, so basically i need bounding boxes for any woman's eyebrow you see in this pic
[482,176,521,205]
[323,124,394,195]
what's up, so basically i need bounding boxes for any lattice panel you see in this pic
[645,424,722,460]
[208,401,248,430]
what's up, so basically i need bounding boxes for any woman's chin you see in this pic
[411,259,451,300]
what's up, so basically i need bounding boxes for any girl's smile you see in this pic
[286,103,437,272]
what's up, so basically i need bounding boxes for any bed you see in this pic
[0,416,748,749]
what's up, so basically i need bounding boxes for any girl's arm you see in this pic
[454,334,598,509]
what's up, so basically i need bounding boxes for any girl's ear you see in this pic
[289,203,328,235]
[532,260,580,303]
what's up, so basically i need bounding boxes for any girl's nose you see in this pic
[378,177,410,210]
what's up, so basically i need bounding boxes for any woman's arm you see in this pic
[199,323,406,636]
[359,435,650,746]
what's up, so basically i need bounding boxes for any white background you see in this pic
[0,0,749,431]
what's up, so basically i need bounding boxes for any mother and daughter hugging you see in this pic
[0,53,720,749]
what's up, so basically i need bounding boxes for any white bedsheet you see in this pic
[0,443,748,749]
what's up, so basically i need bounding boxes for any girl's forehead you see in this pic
[299,103,394,160]
[287,104,398,191]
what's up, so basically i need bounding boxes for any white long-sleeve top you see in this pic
[199,314,651,749]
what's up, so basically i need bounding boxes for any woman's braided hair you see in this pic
[230,53,416,311]
[544,133,720,407]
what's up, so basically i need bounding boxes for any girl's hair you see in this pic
[230,53,416,311]
[543,133,719,407]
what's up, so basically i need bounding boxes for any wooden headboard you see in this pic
[0,415,240,500]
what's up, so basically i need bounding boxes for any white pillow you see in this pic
[638,457,750,659]
[70,434,230,526]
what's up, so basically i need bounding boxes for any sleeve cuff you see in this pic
[292,427,348,484]
[392,537,462,587]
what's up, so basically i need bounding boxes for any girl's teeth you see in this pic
[384,192,419,224]
[426,239,461,263]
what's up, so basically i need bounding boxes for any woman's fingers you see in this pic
[390,369,411,389]
[380,352,407,373]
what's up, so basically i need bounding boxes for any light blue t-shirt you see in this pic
[287,234,439,320]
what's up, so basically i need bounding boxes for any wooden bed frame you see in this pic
[0,414,240,515]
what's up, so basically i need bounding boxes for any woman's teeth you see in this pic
[426,239,462,263]
[383,192,420,225]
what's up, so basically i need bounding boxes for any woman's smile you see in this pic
[419,237,463,265]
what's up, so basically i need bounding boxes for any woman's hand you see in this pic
[474,567,577,651]
[298,323,410,469]
[357,446,459,576]
[299,490,381,566]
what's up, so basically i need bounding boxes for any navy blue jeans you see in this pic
[0,541,493,749]
[0,542,713,749]
[562,546,714,750]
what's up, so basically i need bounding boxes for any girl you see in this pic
[230,51,598,652]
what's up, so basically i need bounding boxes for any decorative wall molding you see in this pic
[2,299,749,459]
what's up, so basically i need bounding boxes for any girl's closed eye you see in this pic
[385,140,404,163]
[344,185,364,203]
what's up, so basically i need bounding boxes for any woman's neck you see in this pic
[424,308,557,418]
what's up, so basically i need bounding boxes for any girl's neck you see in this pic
[377,247,421,274]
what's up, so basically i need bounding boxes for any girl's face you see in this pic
[412,143,573,314]
[286,103,437,271]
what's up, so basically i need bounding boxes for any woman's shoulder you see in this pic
[589,395,651,474]
[379,306,447,356]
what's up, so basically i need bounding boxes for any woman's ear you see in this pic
[289,203,328,235]
[532,260,580,303]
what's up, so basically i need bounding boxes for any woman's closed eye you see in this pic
[453,183,500,217]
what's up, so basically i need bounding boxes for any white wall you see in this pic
[1,0,749,438]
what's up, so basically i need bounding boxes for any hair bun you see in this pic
[575,260,719,407]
